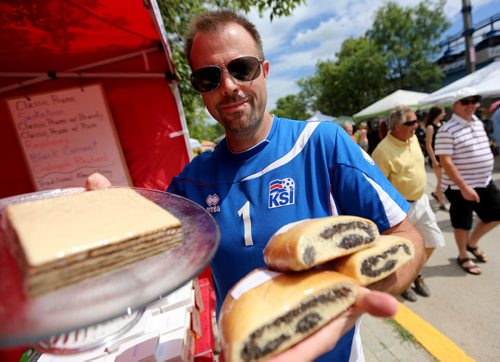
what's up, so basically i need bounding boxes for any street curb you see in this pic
[393,302,474,361]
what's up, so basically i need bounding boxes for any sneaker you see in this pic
[401,288,417,302]
[413,275,431,297]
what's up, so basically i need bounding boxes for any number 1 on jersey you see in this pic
[237,201,254,246]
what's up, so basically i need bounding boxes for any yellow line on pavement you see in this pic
[393,302,475,361]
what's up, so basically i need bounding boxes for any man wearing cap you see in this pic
[435,87,500,275]
[372,105,445,301]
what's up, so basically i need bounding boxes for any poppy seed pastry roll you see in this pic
[219,269,359,362]
[263,216,380,271]
[332,235,415,286]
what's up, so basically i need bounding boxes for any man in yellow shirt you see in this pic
[372,106,445,302]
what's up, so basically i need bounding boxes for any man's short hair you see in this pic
[388,105,413,130]
[342,121,353,130]
[184,9,264,66]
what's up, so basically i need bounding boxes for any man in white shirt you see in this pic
[435,87,500,275]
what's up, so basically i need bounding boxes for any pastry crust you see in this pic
[263,216,380,271]
[332,235,415,285]
[219,269,359,362]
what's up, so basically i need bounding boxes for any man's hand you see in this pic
[267,288,397,362]
[460,184,480,202]
[85,172,112,190]
[440,154,480,202]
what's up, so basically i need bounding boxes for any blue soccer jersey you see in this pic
[168,116,408,361]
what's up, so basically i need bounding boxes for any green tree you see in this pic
[190,118,225,142]
[275,0,450,118]
[271,94,310,120]
[367,0,449,92]
[281,37,387,117]
[156,0,305,140]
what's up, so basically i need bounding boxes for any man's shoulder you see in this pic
[440,116,460,131]
[276,117,338,129]
[371,138,391,162]
[275,117,341,143]
[373,135,392,151]
[274,116,310,132]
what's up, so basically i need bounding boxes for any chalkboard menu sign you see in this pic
[6,84,131,190]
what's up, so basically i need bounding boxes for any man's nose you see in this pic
[218,69,240,94]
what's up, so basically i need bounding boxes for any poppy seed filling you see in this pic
[361,244,412,277]
[240,286,353,361]
[303,245,316,265]
[319,221,376,249]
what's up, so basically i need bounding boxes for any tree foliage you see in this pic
[156,0,305,140]
[273,0,450,118]
[299,37,389,117]
[367,0,449,91]
[271,94,310,120]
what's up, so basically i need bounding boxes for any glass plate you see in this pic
[0,187,219,347]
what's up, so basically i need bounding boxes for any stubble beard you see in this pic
[220,98,264,139]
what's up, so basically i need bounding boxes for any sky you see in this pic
[245,0,500,113]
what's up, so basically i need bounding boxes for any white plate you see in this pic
[0,187,219,347]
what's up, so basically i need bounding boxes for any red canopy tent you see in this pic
[0,1,217,360]
[0,0,191,198]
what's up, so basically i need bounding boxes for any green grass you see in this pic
[384,317,418,344]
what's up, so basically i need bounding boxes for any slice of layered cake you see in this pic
[5,188,182,297]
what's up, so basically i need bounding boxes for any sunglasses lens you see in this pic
[460,97,481,105]
[227,56,262,82]
[403,121,417,126]
[189,57,262,93]
[190,66,221,93]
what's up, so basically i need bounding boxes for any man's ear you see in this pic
[262,59,270,79]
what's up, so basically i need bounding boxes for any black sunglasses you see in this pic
[459,96,481,106]
[402,120,418,127]
[190,56,264,93]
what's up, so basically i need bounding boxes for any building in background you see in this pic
[437,13,500,86]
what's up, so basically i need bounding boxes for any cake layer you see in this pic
[27,232,182,296]
[6,188,180,267]
[5,188,182,297]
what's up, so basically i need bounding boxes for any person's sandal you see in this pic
[457,257,481,275]
[466,245,488,263]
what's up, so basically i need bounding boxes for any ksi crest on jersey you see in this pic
[268,178,295,209]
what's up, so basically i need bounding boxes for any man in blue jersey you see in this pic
[87,9,424,361]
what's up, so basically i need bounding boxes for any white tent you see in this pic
[307,110,337,122]
[190,138,202,149]
[419,59,500,106]
[353,90,429,120]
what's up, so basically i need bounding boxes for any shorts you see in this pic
[445,181,500,230]
[407,194,445,248]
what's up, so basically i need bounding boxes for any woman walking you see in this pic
[425,106,447,210]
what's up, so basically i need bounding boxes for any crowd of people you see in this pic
[85,8,500,361]
[348,88,500,283]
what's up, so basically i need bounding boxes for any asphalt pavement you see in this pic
[360,156,500,361]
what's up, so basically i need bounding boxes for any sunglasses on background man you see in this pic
[459,96,482,106]
[402,120,418,127]
[190,56,264,93]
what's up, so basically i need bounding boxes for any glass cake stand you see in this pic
[0,187,219,348]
